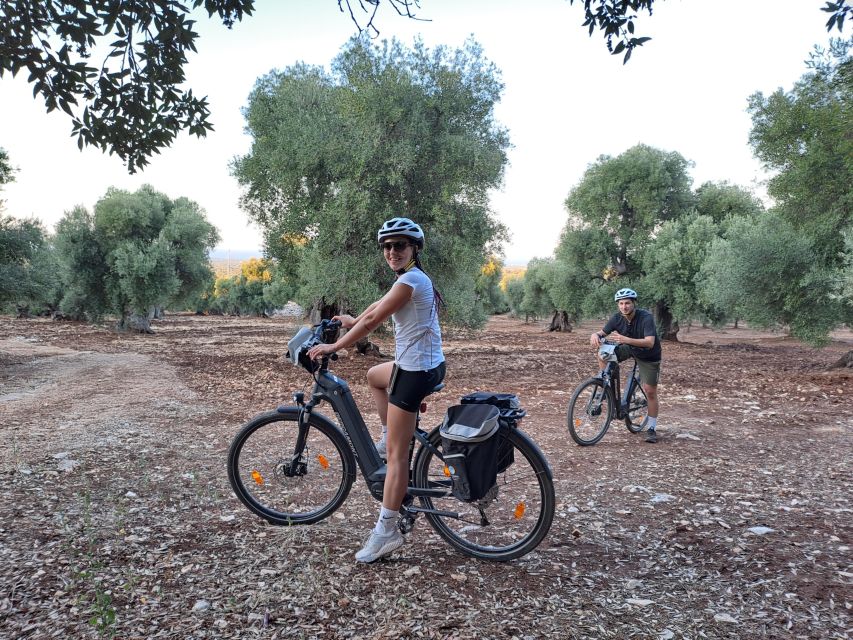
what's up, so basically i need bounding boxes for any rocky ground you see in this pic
[0,313,851,639]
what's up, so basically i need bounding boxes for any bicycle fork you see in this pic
[276,391,320,479]
[587,375,610,416]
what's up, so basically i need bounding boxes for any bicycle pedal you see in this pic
[398,508,417,534]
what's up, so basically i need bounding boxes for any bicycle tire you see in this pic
[411,425,555,562]
[624,380,649,433]
[567,378,614,446]
[227,407,356,525]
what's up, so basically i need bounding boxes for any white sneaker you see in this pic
[375,432,387,458]
[355,530,404,563]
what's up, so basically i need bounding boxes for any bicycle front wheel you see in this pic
[411,426,555,562]
[567,378,614,446]
[624,380,649,433]
[227,408,356,525]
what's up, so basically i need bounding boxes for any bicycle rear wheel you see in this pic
[411,426,555,562]
[227,408,356,525]
[624,380,649,433]
[567,378,614,446]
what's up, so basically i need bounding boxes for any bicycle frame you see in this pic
[291,360,445,504]
[600,359,641,419]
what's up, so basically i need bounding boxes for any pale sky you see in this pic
[0,0,837,265]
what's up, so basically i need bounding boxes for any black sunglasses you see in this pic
[379,241,412,252]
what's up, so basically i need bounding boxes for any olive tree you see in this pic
[547,225,616,331]
[0,149,61,312]
[641,213,722,339]
[562,143,694,335]
[233,36,509,328]
[0,216,61,313]
[698,212,842,346]
[53,186,219,331]
[734,37,852,344]
[748,38,852,268]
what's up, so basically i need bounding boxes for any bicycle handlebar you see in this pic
[286,318,343,373]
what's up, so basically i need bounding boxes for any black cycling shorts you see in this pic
[389,361,446,412]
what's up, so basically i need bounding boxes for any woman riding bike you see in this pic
[307,217,445,562]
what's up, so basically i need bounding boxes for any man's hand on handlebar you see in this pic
[589,332,603,348]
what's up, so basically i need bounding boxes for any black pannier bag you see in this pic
[460,392,526,473]
[440,403,501,502]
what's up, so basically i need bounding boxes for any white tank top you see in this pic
[391,268,444,371]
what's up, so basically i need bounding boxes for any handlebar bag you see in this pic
[440,404,501,502]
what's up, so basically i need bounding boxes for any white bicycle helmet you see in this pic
[614,288,638,301]
[377,217,425,249]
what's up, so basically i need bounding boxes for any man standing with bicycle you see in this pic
[589,288,662,443]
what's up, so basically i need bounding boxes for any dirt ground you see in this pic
[0,313,851,639]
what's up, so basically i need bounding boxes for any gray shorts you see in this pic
[615,345,660,386]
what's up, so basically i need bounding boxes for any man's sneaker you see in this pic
[355,530,404,563]
[375,433,387,458]
[645,429,658,444]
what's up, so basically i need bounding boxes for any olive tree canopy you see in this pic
[232,37,509,327]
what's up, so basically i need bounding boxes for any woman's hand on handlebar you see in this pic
[307,342,337,361]
[333,314,356,329]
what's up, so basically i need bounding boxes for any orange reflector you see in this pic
[514,502,526,519]
[443,466,451,477]
[317,454,330,469]
[574,418,582,427]
[251,470,264,486]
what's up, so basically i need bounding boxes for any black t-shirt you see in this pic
[602,308,661,362]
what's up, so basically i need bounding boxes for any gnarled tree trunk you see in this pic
[119,313,154,333]
[653,301,679,341]
[355,337,386,358]
[548,310,572,332]
[829,350,853,369]
[308,299,339,324]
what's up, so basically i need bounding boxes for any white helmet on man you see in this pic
[377,217,425,249]
[614,288,638,301]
